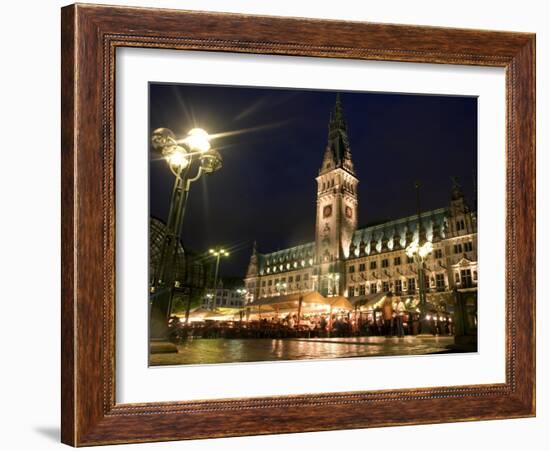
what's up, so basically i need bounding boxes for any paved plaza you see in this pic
[149,336,463,366]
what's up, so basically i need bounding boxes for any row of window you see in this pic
[261,273,310,287]
[348,277,420,296]
[265,259,314,274]
[261,283,310,295]
[265,240,473,277]
[347,269,476,296]
[320,178,356,193]
[346,242,477,273]
[348,250,443,273]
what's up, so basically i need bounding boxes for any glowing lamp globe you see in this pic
[418,241,433,259]
[200,149,223,174]
[183,128,211,153]
[163,145,189,169]
[151,128,176,152]
[406,240,419,259]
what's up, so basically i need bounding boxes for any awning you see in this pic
[186,307,211,319]
[180,307,245,322]
[350,292,389,310]
[244,291,352,312]
[204,308,242,321]
[245,291,320,308]
[326,295,353,310]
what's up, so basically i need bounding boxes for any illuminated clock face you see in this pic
[345,206,353,219]
[323,205,332,218]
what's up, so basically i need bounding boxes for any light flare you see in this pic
[182,128,211,153]
[166,149,189,168]
[208,120,291,141]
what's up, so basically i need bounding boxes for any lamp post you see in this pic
[236,288,247,322]
[205,293,214,309]
[236,288,248,300]
[327,272,340,296]
[150,127,223,339]
[404,181,432,331]
[406,239,433,317]
[209,247,229,310]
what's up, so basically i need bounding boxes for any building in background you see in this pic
[244,95,477,309]
[149,217,211,314]
[201,277,247,309]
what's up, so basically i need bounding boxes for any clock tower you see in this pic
[315,94,359,296]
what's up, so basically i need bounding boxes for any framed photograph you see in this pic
[61,3,535,446]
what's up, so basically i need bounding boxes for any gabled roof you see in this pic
[349,208,450,256]
[256,241,315,274]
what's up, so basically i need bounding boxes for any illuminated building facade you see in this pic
[244,96,477,306]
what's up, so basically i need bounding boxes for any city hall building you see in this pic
[244,95,478,308]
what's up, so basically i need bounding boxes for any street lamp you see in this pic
[236,288,248,297]
[150,127,223,339]
[235,288,248,321]
[209,247,229,310]
[406,239,433,324]
[327,272,340,296]
[404,180,434,334]
[205,293,214,308]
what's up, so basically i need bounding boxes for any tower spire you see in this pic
[328,93,347,140]
[320,93,355,175]
[333,93,344,123]
[450,176,464,200]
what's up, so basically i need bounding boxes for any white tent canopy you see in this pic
[349,292,389,310]
[245,291,352,313]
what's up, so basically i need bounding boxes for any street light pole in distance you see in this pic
[208,247,229,310]
[406,181,434,335]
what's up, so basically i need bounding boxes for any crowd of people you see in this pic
[167,297,453,342]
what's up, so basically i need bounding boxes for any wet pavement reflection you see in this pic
[150,336,460,366]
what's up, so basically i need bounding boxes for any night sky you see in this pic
[149,84,477,279]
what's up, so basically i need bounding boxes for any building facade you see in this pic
[201,276,247,309]
[201,286,247,309]
[244,95,477,308]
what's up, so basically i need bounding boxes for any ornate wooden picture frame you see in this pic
[61,3,535,446]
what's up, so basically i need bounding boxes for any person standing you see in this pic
[394,297,406,338]
[382,297,394,337]
[320,315,327,335]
